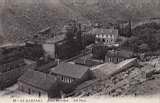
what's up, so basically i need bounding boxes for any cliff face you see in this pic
[0,0,160,43]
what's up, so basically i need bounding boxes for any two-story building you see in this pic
[87,28,119,46]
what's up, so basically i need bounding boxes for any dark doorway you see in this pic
[39,92,41,97]
[28,88,31,94]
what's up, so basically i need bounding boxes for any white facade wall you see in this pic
[42,43,55,59]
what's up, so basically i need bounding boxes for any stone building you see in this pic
[18,69,61,98]
[50,63,91,84]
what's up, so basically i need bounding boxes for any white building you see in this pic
[87,28,119,45]
[42,35,65,59]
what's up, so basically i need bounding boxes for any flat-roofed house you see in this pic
[18,70,61,98]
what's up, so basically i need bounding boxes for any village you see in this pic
[0,18,160,99]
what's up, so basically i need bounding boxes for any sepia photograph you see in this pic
[0,0,160,103]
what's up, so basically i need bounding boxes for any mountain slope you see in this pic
[0,0,86,43]
[1,0,160,43]
[62,0,160,23]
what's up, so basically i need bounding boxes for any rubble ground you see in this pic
[69,57,160,97]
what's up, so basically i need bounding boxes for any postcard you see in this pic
[0,0,160,103]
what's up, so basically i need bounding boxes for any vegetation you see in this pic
[122,22,160,53]
[1,0,160,43]
[0,0,78,43]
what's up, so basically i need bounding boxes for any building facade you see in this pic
[50,63,90,84]
[87,28,118,45]
[18,70,61,98]
[105,49,134,64]
[50,63,91,93]
[0,59,36,89]
[42,35,65,59]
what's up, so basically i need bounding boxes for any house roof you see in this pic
[0,43,25,49]
[18,69,57,91]
[117,58,137,69]
[36,61,57,73]
[92,58,137,77]
[91,62,117,78]
[51,63,89,79]
[87,28,118,36]
[75,58,102,67]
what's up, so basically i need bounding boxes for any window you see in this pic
[106,40,108,43]
[99,34,103,38]
[108,58,110,62]
[21,85,24,91]
[67,78,69,83]
[108,35,111,38]
[117,58,119,62]
[102,39,105,42]
[103,35,106,39]
[28,88,31,94]
[39,92,41,97]
[70,78,73,83]
[63,77,66,82]
[110,58,112,62]
[66,78,69,83]
[68,78,70,83]
[62,76,63,81]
